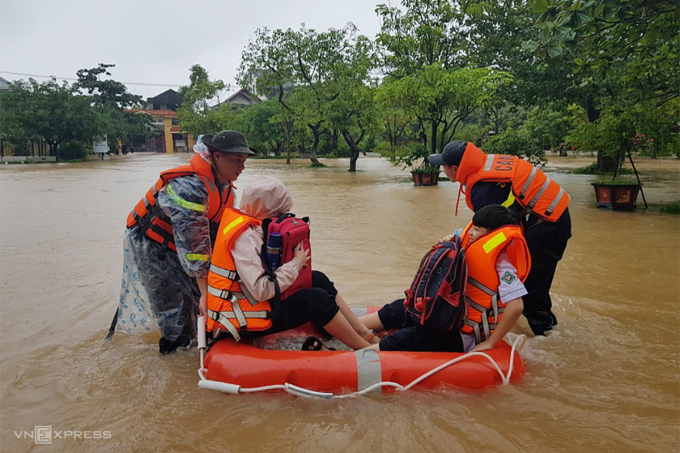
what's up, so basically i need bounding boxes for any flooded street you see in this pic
[1,153,679,452]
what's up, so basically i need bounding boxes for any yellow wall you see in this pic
[163,117,173,153]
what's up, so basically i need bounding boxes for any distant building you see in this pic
[0,76,10,90]
[145,89,182,111]
[211,88,259,109]
[127,89,194,153]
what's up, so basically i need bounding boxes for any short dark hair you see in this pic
[472,205,518,230]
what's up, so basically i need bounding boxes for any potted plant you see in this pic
[386,143,440,186]
[410,163,441,186]
[568,105,646,210]
[591,178,641,210]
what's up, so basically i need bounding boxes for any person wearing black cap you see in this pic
[109,130,259,353]
[429,141,572,336]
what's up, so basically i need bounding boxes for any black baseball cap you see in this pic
[428,141,467,166]
[202,130,259,155]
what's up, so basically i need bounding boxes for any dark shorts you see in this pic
[377,299,464,353]
[241,270,340,339]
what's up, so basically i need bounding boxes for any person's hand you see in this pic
[199,293,207,320]
[293,242,310,268]
[439,233,455,243]
[472,340,494,352]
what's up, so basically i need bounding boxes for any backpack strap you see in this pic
[259,217,282,310]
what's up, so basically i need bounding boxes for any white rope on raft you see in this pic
[196,316,527,399]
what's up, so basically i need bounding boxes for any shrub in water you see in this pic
[58,142,88,161]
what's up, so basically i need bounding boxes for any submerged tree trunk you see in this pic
[342,129,365,172]
[272,140,282,156]
[307,121,323,166]
[282,121,292,165]
[597,153,619,172]
[430,121,438,156]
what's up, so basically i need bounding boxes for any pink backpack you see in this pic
[261,214,312,301]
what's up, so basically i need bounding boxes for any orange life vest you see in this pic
[206,208,272,341]
[456,144,569,222]
[460,222,531,344]
[126,154,234,251]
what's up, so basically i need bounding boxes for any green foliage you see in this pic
[572,164,635,176]
[382,142,434,172]
[0,78,107,156]
[375,0,467,75]
[75,64,151,145]
[566,104,635,170]
[625,98,680,157]
[177,64,228,136]
[565,98,678,172]
[483,128,547,167]
[238,23,376,168]
[523,104,572,150]
[58,142,88,161]
[377,65,513,155]
[659,202,680,215]
[76,63,143,109]
[452,123,486,145]
[528,0,679,104]
[233,100,285,155]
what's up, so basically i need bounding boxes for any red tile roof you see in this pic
[126,109,177,117]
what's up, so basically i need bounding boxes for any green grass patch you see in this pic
[310,162,327,168]
[659,201,680,215]
[252,154,288,160]
[572,163,636,176]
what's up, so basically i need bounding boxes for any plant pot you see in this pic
[591,182,641,210]
[411,171,439,186]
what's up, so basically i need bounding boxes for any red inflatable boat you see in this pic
[197,309,527,398]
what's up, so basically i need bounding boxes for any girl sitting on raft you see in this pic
[200,175,379,350]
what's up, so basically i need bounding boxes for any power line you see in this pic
[0,71,183,88]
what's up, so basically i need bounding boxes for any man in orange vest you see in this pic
[109,130,257,353]
[429,141,571,335]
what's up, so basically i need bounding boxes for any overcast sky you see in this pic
[0,0,387,99]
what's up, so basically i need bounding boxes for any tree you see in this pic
[528,0,678,104]
[239,23,375,167]
[75,63,152,147]
[177,64,228,136]
[526,0,679,170]
[375,0,468,76]
[0,78,105,157]
[377,66,511,156]
[238,27,298,163]
[230,99,286,155]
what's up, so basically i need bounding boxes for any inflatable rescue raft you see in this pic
[197,308,526,398]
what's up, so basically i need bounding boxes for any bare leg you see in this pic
[335,293,380,343]
[359,312,386,333]
[322,312,372,350]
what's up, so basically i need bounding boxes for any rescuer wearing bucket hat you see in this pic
[110,130,259,354]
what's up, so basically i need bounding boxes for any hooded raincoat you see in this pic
[116,139,232,341]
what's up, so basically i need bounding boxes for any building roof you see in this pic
[145,89,182,110]
[127,108,177,117]
[0,76,10,89]
[225,89,255,103]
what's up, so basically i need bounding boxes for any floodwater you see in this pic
[0,153,678,452]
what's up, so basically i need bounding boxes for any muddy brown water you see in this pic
[1,153,678,452]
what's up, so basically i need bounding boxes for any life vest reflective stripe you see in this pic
[460,223,530,344]
[457,145,570,222]
[209,263,238,281]
[206,208,273,338]
[126,154,234,251]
